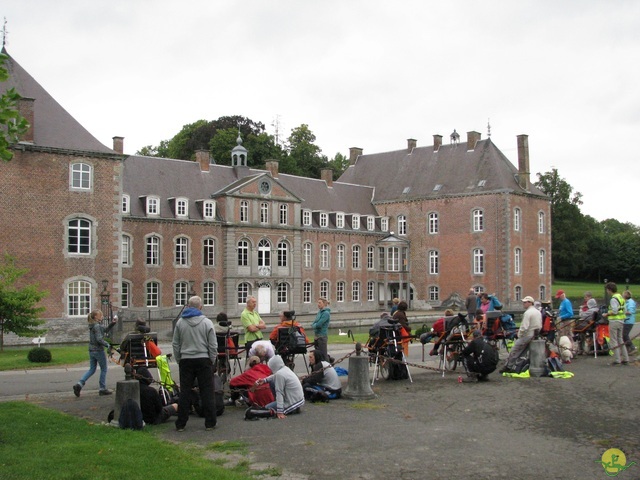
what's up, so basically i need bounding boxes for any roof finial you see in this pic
[1,17,8,50]
[487,118,492,138]
[450,129,460,145]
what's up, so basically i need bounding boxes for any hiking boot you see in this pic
[176,426,185,432]
[99,389,113,396]
[73,384,82,397]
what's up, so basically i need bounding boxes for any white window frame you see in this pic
[538,211,545,234]
[303,281,312,303]
[381,217,389,232]
[146,235,160,266]
[175,281,189,306]
[260,202,269,224]
[337,244,345,269]
[240,201,249,223]
[320,244,329,269]
[174,237,189,266]
[320,281,329,300]
[302,209,312,226]
[203,238,215,267]
[203,281,215,306]
[429,286,439,301]
[367,281,375,301]
[539,249,546,274]
[320,213,328,228]
[397,215,407,235]
[203,200,216,220]
[147,196,160,216]
[472,209,483,232]
[303,243,312,268]
[352,245,361,269]
[277,240,288,268]
[277,283,288,304]
[68,218,92,255]
[258,239,271,268]
[367,246,375,270]
[121,281,131,308]
[540,285,547,301]
[337,281,345,302]
[237,282,250,304]
[428,212,439,235]
[336,212,345,229]
[67,280,91,316]
[514,247,522,275]
[237,240,249,267]
[473,248,484,274]
[352,214,360,230]
[70,163,91,190]
[514,285,522,301]
[352,281,360,302]
[387,247,400,272]
[146,281,160,307]
[122,194,130,214]
[367,216,375,231]
[176,198,188,218]
[279,204,288,225]
[514,208,521,232]
[121,234,131,266]
[429,250,439,275]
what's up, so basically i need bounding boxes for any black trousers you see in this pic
[176,358,216,429]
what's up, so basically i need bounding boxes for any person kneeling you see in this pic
[460,330,498,382]
[248,355,304,420]
[302,350,342,402]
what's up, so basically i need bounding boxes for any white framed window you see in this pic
[147,196,160,216]
[121,234,131,266]
[367,246,375,270]
[67,280,91,316]
[367,216,375,231]
[472,209,483,232]
[260,202,269,224]
[258,239,271,269]
[320,281,329,300]
[240,201,249,223]
[352,281,360,302]
[387,247,400,272]
[428,212,439,234]
[68,218,91,255]
[176,198,188,218]
[514,208,521,232]
[146,281,160,307]
[203,282,215,306]
[174,237,189,266]
[539,249,546,274]
[337,281,345,302]
[203,200,216,220]
[352,245,361,269]
[429,250,439,275]
[320,244,329,269]
[515,285,522,301]
[429,286,439,301]
[175,281,188,306]
[203,238,215,267]
[277,283,288,304]
[337,245,345,269]
[122,194,130,214]
[121,281,131,308]
[398,215,407,235]
[146,236,160,265]
[237,282,250,304]
[514,247,522,275]
[279,204,288,225]
[303,243,312,268]
[302,209,312,226]
[539,285,547,301]
[538,211,545,234]
[320,213,328,228]
[70,163,91,190]
[381,217,389,232]
[473,248,484,274]
[336,213,345,229]
[237,240,249,267]
[367,281,375,301]
[303,281,312,303]
[277,240,288,267]
[352,214,360,230]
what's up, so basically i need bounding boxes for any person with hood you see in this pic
[302,350,342,401]
[227,355,274,407]
[136,367,178,424]
[311,298,331,356]
[255,355,304,419]
[172,296,218,431]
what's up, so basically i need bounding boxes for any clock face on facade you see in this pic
[259,180,271,195]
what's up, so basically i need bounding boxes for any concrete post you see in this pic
[529,339,547,377]
[114,364,140,423]
[343,343,376,400]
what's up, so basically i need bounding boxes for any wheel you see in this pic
[441,345,459,371]
[379,357,390,379]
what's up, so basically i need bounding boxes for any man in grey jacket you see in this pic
[172,296,218,431]
[256,355,304,419]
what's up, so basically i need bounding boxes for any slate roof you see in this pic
[338,139,547,202]
[1,48,113,154]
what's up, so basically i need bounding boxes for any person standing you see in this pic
[172,296,218,431]
[465,288,477,322]
[500,296,542,373]
[602,282,629,366]
[73,310,116,397]
[555,290,574,350]
[240,296,266,353]
[312,298,331,356]
[623,290,636,355]
[390,298,400,315]
[392,300,411,356]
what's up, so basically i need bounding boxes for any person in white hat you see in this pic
[500,296,542,373]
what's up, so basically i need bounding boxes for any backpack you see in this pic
[118,399,144,430]
[547,356,564,372]
[511,356,530,374]
[288,328,307,353]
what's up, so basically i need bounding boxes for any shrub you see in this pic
[28,347,52,363]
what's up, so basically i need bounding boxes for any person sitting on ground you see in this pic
[255,355,305,419]
[269,311,310,343]
[136,367,178,425]
[249,339,276,363]
[227,355,274,407]
[460,330,498,382]
[500,296,542,373]
[302,350,342,401]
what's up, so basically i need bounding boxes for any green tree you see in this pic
[136,140,169,157]
[0,53,29,162]
[328,152,349,179]
[0,255,48,351]
[285,124,328,178]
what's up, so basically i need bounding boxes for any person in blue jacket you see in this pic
[477,293,502,313]
[312,298,331,356]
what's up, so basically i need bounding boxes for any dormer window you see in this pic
[203,200,216,220]
[352,214,360,230]
[146,196,160,216]
[122,194,130,214]
[336,213,345,229]
[302,209,312,226]
[367,216,375,231]
[175,198,188,218]
[381,217,389,232]
[402,187,411,195]
[478,180,487,187]
[320,213,328,228]
[433,184,442,192]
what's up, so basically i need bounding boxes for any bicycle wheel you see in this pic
[379,357,390,379]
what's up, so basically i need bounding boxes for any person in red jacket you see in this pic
[227,356,275,407]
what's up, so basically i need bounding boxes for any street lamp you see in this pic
[100,279,111,323]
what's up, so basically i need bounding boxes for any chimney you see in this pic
[321,168,333,187]
[195,149,210,172]
[112,136,124,154]
[349,147,363,165]
[433,134,442,151]
[17,97,35,143]
[265,160,279,178]
[466,131,481,150]
[407,138,417,152]
[517,134,530,190]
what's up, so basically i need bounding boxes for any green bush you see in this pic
[414,323,430,337]
[27,347,52,363]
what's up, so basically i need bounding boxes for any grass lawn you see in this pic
[0,402,254,480]
[0,346,88,372]
[552,280,638,300]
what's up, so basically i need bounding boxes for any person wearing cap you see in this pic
[555,290,574,351]
[500,296,542,373]
[459,329,498,382]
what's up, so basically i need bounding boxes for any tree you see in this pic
[0,255,48,351]
[136,140,169,157]
[0,53,29,162]
[328,152,350,179]
[285,124,328,178]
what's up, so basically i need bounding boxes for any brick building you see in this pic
[1,49,551,344]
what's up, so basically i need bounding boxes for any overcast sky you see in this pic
[3,1,640,224]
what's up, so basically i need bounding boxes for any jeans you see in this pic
[176,358,216,429]
[79,349,108,390]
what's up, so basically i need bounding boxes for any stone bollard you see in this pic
[529,339,547,377]
[343,343,376,400]
[114,363,140,423]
